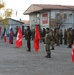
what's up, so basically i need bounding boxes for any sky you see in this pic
[2,0,74,20]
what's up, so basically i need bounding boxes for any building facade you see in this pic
[23,4,74,31]
[0,18,24,35]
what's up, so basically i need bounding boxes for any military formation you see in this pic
[1,25,73,58]
[24,27,74,58]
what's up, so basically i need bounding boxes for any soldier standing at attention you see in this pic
[15,26,18,38]
[45,28,51,58]
[25,26,32,52]
[59,29,63,45]
[55,29,60,46]
[49,29,55,50]
[67,28,72,48]
[42,28,46,43]
[64,29,67,45]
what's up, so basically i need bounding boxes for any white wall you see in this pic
[29,10,74,30]
[51,10,74,29]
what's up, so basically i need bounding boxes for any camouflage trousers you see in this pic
[50,41,54,48]
[68,39,72,46]
[45,44,51,55]
[56,38,60,45]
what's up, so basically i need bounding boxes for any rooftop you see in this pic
[23,4,74,15]
[21,20,29,25]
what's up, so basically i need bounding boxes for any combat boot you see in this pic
[27,50,31,52]
[51,47,54,50]
[45,54,51,58]
[67,45,72,48]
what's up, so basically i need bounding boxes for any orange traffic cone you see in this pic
[71,44,74,62]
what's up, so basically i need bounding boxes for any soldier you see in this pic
[42,28,46,43]
[49,29,55,50]
[9,28,14,44]
[54,29,56,43]
[15,26,18,39]
[67,28,72,48]
[59,29,63,44]
[64,29,67,45]
[44,28,51,58]
[25,26,32,52]
[55,29,60,46]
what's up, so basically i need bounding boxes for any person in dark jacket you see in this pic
[42,28,46,43]
[25,26,32,52]
[64,29,67,45]
[15,26,18,39]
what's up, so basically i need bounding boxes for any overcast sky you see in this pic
[3,0,74,20]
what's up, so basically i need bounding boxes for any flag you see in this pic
[72,44,74,62]
[4,31,6,42]
[9,26,13,44]
[16,26,22,48]
[34,25,41,52]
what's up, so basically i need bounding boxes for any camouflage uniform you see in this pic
[49,29,55,50]
[67,29,72,48]
[64,29,67,45]
[55,29,60,46]
[59,29,63,44]
[45,28,51,58]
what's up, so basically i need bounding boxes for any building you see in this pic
[0,18,24,35]
[20,20,30,29]
[23,4,74,31]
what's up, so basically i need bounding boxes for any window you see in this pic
[64,13,67,19]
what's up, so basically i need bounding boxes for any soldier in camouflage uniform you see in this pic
[55,29,60,46]
[59,29,63,44]
[49,29,55,50]
[45,28,51,58]
[54,29,56,43]
[67,28,72,48]
[64,29,67,45]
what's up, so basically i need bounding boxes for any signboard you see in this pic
[42,13,48,24]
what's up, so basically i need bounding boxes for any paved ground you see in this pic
[0,38,74,75]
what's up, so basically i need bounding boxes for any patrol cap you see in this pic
[27,26,30,27]
[46,28,49,30]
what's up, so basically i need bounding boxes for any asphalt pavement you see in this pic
[0,38,74,75]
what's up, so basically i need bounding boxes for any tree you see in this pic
[0,0,12,27]
[50,12,67,29]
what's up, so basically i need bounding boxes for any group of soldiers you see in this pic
[1,25,73,58]
[0,25,72,58]
[21,26,74,58]
[41,27,74,47]
[41,28,73,58]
